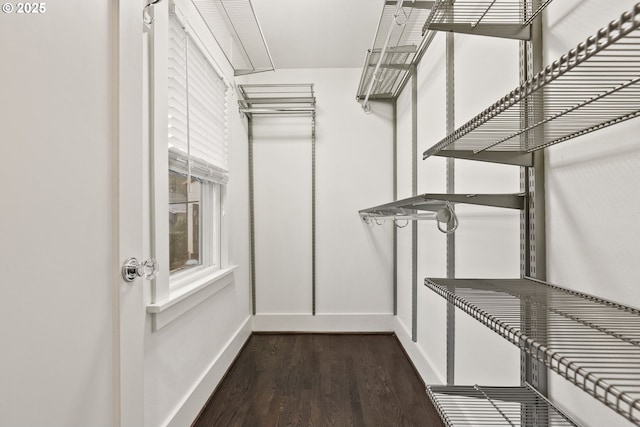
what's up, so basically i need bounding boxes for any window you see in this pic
[168,171,202,273]
[146,2,236,328]
[167,13,229,284]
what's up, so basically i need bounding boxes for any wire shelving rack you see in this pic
[356,1,434,106]
[425,277,640,425]
[356,0,556,110]
[237,84,316,116]
[359,192,524,218]
[427,383,579,426]
[423,3,640,160]
[423,0,553,40]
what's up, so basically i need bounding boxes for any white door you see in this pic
[114,2,146,426]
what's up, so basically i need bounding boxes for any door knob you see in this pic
[122,257,159,282]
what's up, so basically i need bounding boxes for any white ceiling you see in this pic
[250,0,385,69]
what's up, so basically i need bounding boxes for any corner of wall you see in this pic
[393,317,445,386]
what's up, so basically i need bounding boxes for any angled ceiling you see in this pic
[250,0,385,69]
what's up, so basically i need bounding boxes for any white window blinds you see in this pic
[168,15,229,184]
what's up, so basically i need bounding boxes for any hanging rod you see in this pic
[424,3,640,159]
[361,204,458,233]
[239,107,315,114]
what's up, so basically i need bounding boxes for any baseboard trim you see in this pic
[393,317,445,385]
[165,316,252,427]
[252,313,394,333]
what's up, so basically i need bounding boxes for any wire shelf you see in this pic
[191,0,274,76]
[423,0,553,39]
[356,0,555,108]
[425,277,640,425]
[356,1,434,104]
[423,3,640,159]
[427,383,579,427]
[359,192,525,219]
[237,84,316,116]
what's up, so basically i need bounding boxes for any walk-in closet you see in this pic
[2,1,639,426]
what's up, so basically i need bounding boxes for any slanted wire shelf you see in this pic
[359,192,525,219]
[191,0,274,76]
[427,383,579,427]
[356,0,555,108]
[356,1,435,104]
[425,277,640,426]
[423,3,640,159]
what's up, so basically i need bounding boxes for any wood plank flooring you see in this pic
[193,334,444,427]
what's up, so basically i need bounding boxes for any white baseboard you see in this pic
[166,316,252,427]
[394,317,445,385]
[252,313,394,332]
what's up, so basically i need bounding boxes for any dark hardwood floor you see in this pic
[193,334,444,427]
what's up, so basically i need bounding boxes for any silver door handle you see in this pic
[122,257,158,282]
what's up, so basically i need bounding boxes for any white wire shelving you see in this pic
[359,193,524,217]
[356,1,434,108]
[191,0,274,76]
[423,2,640,162]
[427,383,579,427]
[423,0,553,40]
[425,277,640,426]
[356,0,555,111]
[359,193,523,233]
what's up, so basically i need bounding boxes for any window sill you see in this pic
[147,265,237,331]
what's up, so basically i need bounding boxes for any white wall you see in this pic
[0,2,115,426]
[544,1,640,426]
[244,68,395,329]
[252,114,314,313]
[394,2,640,426]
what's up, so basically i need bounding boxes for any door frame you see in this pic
[113,1,145,426]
